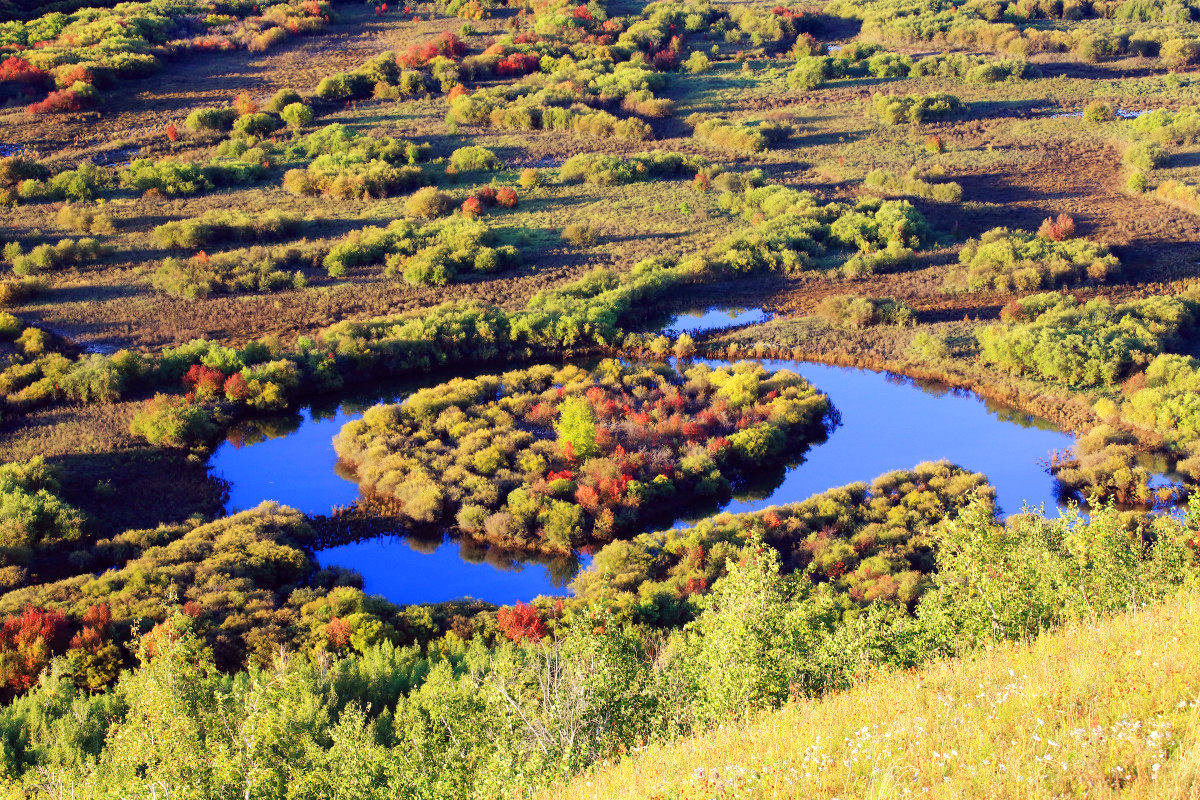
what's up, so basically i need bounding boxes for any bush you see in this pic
[129,394,218,448]
[816,295,915,327]
[944,227,1119,293]
[280,102,314,131]
[54,204,115,234]
[404,187,453,219]
[1124,141,1167,171]
[560,151,708,185]
[266,88,303,113]
[563,223,598,246]
[232,112,283,138]
[153,210,302,249]
[184,106,237,133]
[0,278,47,307]
[334,360,832,553]
[153,247,309,299]
[976,292,1195,387]
[872,92,962,124]
[449,146,500,172]
[864,169,962,202]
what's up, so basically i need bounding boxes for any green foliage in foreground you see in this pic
[0,498,1194,798]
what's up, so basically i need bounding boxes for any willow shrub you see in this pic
[333,360,833,554]
[976,291,1197,388]
[944,227,1119,293]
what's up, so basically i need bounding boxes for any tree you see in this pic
[555,396,599,460]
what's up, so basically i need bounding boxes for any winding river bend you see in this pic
[209,309,1075,605]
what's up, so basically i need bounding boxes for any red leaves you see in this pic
[26,87,88,114]
[1037,213,1077,242]
[0,56,49,88]
[495,186,518,208]
[223,373,251,401]
[0,606,69,693]
[325,616,351,650]
[183,364,227,399]
[461,196,483,217]
[497,602,547,642]
[496,52,541,77]
[165,123,179,142]
[397,32,466,68]
[234,90,259,116]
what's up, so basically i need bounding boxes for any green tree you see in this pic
[555,396,599,459]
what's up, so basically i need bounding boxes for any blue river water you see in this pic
[209,308,1078,605]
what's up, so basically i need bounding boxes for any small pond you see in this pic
[210,310,1083,606]
[661,307,773,335]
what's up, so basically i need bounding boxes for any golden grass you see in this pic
[554,591,1200,800]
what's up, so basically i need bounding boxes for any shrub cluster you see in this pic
[152,210,303,249]
[977,291,1197,387]
[7,237,108,276]
[789,45,1034,90]
[871,92,963,124]
[572,461,990,625]
[323,217,521,285]
[153,246,311,299]
[943,226,1119,293]
[691,116,791,153]
[816,294,916,327]
[864,168,963,202]
[333,360,833,554]
[559,151,708,185]
[282,124,430,199]
[1,0,332,112]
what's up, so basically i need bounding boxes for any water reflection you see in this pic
[658,306,773,335]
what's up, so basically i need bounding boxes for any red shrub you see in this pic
[165,123,179,142]
[0,56,49,87]
[651,49,678,70]
[0,606,69,694]
[497,602,547,642]
[475,185,497,206]
[223,372,250,401]
[26,87,88,114]
[54,64,94,88]
[461,196,483,217]
[1037,213,1077,241]
[234,90,259,116]
[497,52,541,76]
[495,186,518,208]
[183,364,227,399]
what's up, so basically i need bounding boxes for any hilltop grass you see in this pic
[555,590,1200,800]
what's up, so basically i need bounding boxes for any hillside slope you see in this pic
[555,592,1200,800]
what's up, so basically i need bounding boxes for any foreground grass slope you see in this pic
[557,591,1200,800]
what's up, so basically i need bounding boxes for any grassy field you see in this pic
[554,590,1200,800]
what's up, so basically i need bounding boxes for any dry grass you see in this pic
[554,591,1200,800]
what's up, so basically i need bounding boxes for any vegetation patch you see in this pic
[333,360,833,554]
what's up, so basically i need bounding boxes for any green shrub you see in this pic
[449,146,500,172]
[944,227,1119,293]
[184,106,237,133]
[872,92,962,124]
[864,169,963,202]
[280,102,314,131]
[404,187,453,219]
[129,394,218,448]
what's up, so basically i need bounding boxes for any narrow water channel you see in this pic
[209,309,1076,605]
